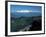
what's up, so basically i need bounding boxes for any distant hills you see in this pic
[11,12,41,18]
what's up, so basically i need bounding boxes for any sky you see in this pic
[10,5,42,17]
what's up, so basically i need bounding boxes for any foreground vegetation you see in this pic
[11,16,41,32]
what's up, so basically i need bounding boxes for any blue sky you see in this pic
[10,5,42,17]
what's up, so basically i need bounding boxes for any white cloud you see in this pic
[16,10,32,13]
[16,10,40,13]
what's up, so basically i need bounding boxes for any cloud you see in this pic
[16,10,40,13]
[16,10,32,13]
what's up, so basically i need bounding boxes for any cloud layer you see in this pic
[16,10,40,13]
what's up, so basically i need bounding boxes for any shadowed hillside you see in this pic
[11,16,42,32]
